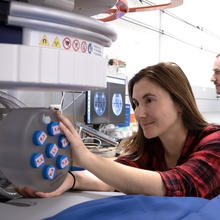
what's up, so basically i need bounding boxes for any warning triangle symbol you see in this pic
[52,37,61,48]
[40,35,49,46]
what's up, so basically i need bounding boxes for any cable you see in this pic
[142,0,220,40]
[62,91,84,111]
[82,137,102,147]
[121,14,218,54]
[60,91,65,109]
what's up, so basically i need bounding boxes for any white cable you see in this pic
[82,137,102,147]
[78,127,83,137]
[62,92,84,111]
[60,92,65,108]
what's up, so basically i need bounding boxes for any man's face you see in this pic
[211,56,220,94]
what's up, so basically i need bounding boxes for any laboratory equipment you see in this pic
[0,1,117,91]
[0,107,71,193]
[75,121,118,147]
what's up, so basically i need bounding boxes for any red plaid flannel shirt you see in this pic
[115,124,220,199]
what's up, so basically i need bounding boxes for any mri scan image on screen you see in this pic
[94,91,107,116]
[86,76,126,125]
[86,88,109,124]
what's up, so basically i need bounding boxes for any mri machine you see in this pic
[0,1,121,219]
[1,1,204,219]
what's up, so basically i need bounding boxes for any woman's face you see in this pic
[132,78,182,139]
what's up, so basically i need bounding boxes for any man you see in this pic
[211,53,220,94]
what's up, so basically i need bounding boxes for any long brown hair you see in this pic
[120,62,208,159]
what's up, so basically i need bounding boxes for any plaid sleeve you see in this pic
[158,145,220,199]
[114,156,140,168]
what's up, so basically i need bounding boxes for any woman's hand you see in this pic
[56,111,90,167]
[14,172,74,198]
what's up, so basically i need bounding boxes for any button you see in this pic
[47,122,61,136]
[30,153,45,168]
[41,114,51,125]
[45,143,59,158]
[42,165,56,180]
[56,155,69,169]
[58,135,69,149]
[32,130,47,146]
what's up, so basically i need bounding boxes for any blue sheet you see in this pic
[44,194,220,220]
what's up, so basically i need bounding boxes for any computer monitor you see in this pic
[86,88,109,124]
[107,76,126,124]
[85,76,126,125]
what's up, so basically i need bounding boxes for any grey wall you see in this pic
[192,86,220,124]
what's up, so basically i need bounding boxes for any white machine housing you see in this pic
[0,1,117,91]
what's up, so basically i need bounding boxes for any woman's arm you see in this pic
[14,169,114,198]
[79,152,166,196]
[73,170,114,191]
[58,112,166,196]
[36,169,114,198]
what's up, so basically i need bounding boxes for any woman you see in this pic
[15,62,220,199]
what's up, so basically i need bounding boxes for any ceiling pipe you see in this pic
[99,0,183,22]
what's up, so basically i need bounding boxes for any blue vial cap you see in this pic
[45,143,59,158]
[56,155,69,169]
[32,130,47,146]
[30,153,45,168]
[42,165,56,180]
[47,122,61,136]
[58,135,70,149]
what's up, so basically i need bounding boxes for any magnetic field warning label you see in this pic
[24,30,103,57]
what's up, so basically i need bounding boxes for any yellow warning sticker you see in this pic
[52,37,61,48]
[40,35,49,46]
